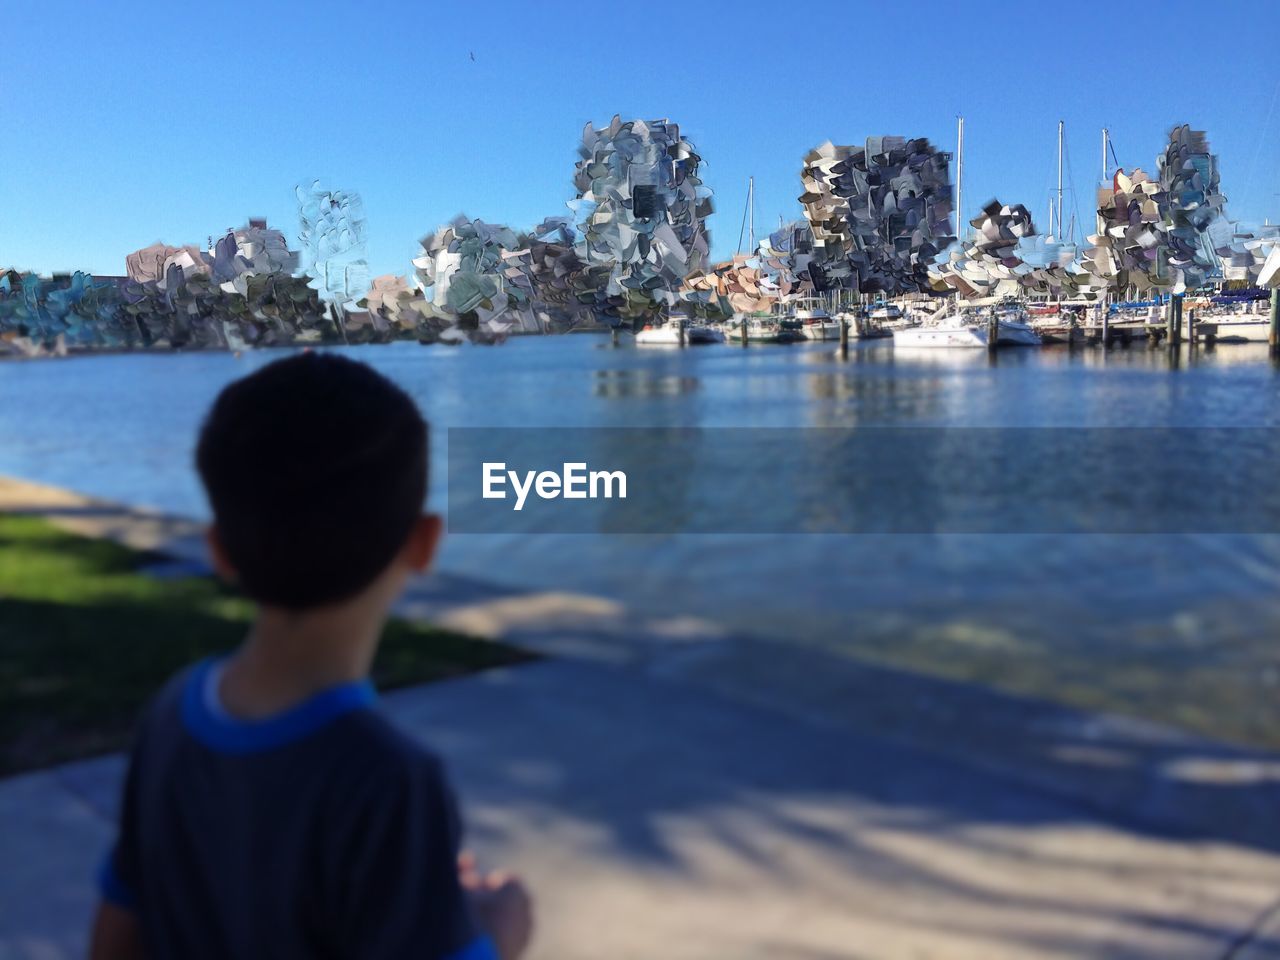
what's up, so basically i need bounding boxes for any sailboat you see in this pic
[722,177,807,343]
[893,117,1042,348]
[894,301,1042,347]
[1029,121,1088,343]
[725,313,805,343]
[635,311,726,345]
[792,295,842,340]
[1071,127,1152,341]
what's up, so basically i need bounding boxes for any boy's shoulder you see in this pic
[135,661,447,790]
[335,705,449,782]
[311,708,458,832]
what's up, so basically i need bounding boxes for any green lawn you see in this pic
[0,514,532,775]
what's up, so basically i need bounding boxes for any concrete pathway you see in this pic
[3,477,1280,958]
[4,661,1280,959]
[0,476,207,563]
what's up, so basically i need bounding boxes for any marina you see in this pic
[5,111,1278,360]
[609,286,1280,354]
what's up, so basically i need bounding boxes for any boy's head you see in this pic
[196,353,434,610]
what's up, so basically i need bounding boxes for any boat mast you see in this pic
[748,176,755,255]
[1099,127,1111,316]
[1056,119,1064,245]
[955,115,964,243]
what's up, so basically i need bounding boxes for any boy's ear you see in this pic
[205,526,238,583]
[403,514,443,573]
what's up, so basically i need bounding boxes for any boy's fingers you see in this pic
[458,852,484,889]
[483,870,511,890]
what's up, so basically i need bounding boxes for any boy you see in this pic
[90,353,533,960]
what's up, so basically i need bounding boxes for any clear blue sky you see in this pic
[3,0,1278,280]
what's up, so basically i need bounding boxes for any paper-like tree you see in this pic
[296,182,370,306]
[1215,224,1280,288]
[346,274,432,342]
[1156,124,1225,291]
[571,116,712,323]
[412,216,538,341]
[684,256,773,316]
[521,217,606,331]
[758,220,823,298]
[1077,166,1166,295]
[930,200,1077,299]
[799,137,955,295]
[1,262,328,354]
[1079,125,1226,297]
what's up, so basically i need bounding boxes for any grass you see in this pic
[0,514,532,775]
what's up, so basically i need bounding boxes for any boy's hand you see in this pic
[458,853,533,960]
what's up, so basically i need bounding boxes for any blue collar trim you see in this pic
[181,658,377,754]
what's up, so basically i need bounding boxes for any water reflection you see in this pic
[886,346,1005,370]
[1025,340,1280,372]
[799,368,949,426]
[593,369,699,399]
[5,337,1280,743]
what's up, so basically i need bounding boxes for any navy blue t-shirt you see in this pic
[99,659,495,960]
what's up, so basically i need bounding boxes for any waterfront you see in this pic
[4,335,1280,744]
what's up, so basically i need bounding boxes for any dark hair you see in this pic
[196,352,428,609]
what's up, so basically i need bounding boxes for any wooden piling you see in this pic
[986,310,999,353]
[1170,295,1183,346]
[839,311,849,358]
[739,315,748,347]
[677,316,686,347]
[1271,289,1280,356]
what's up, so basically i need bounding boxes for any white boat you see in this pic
[894,324,989,347]
[867,303,912,329]
[1028,304,1090,344]
[634,324,682,345]
[833,310,893,340]
[1195,313,1270,343]
[853,302,908,339]
[634,314,725,345]
[788,298,842,340]
[725,315,804,343]
[1086,305,1158,341]
[893,306,1042,348]
[991,309,1043,345]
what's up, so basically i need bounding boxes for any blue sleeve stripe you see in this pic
[97,848,137,911]
[446,935,498,960]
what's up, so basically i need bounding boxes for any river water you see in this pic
[3,336,1279,744]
